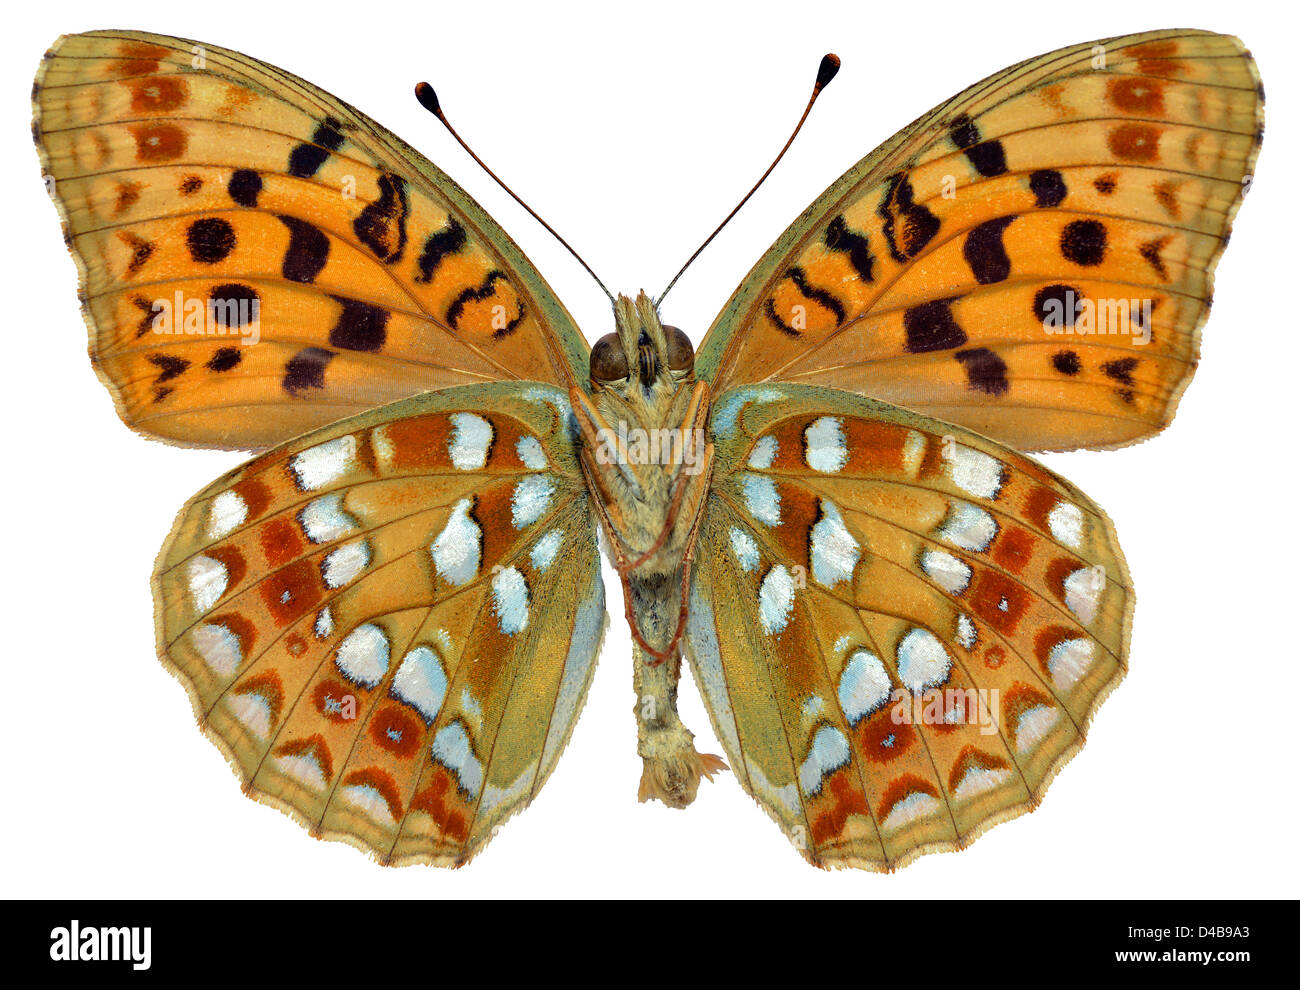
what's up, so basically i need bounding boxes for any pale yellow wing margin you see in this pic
[696,29,1263,452]
[34,31,590,450]
[684,386,1132,870]
[153,382,606,866]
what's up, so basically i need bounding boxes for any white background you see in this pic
[3,0,1295,899]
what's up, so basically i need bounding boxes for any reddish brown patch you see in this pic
[411,771,469,842]
[1129,40,1187,75]
[112,180,142,216]
[842,419,914,475]
[233,670,284,725]
[1107,123,1161,162]
[983,645,1007,669]
[180,175,203,195]
[259,517,303,566]
[205,545,247,591]
[1045,556,1081,601]
[992,525,1036,575]
[472,484,517,573]
[286,633,307,657]
[260,558,322,626]
[858,709,914,764]
[130,122,187,162]
[1023,485,1059,532]
[117,231,153,276]
[877,773,940,823]
[947,744,1010,793]
[1003,683,1058,749]
[1093,172,1118,195]
[1154,179,1182,219]
[273,734,333,782]
[231,477,273,521]
[771,482,820,574]
[206,611,257,656]
[379,414,453,471]
[928,688,984,736]
[370,706,421,759]
[970,570,1031,635]
[124,75,188,113]
[810,770,871,845]
[1035,625,1080,675]
[343,767,404,820]
[1107,76,1165,115]
[312,678,358,723]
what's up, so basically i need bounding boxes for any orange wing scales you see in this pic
[152,384,606,865]
[698,30,1263,451]
[34,31,588,449]
[687,385,1131,869]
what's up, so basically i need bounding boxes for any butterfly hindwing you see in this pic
[153,382,606,865]
[34,30,589,450]
[696,29,1263,452]
[685,385,1132,869]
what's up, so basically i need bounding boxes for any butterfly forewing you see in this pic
[153,382,606,865]
[697,30,1263,451]
[34,31,589,449]
[685,385,1132,869]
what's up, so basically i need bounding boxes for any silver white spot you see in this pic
[896,628,952,692]
[191,623,242,676]
[945,444,1004,500]
[290,435,357,491]
[956,613,978,649]
[516,434,548,470]
[1048,500,1085,549]
[300,492,357,544]
[431,721,483,798]
[798,725,851,797]
[938,500,997,552]
[804,416,848,473]
[334,623,390,687]
[881,791,941,831]
[321,539,371,589]
[743,474,781,526]
[1015,705,1059,753]
[206,490,247,539]
[837,649,891,725]
[492,566,530,635]
[1048,636,1095,690]
[921,549,972,594]
[186,554,228,614]
[392,645,448,723]
[512,474,554,528]
[530,529,563,572]
[449,412,493,470]
[728,527,759,572]
[314,606,334,640]
[758,565,796,635]
[747,435,778,469]
[1064,566,1104,624]
[810,500,860,587]
[430,498,481,586]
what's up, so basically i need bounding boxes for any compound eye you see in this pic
[663,325,694,376]
[589,333,629,383]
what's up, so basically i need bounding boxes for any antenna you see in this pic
[655,53,841,306]
[415,81,615,305]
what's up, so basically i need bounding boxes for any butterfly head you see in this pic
[589,291,694,397]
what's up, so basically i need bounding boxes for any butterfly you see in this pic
[32,28,1262,870]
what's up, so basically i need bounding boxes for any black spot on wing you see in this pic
[1051,350,1081,375]
[328,297,390,352]
[446,271,526,338]
[954,347,1009,395]
[903,298,967,353]
[963,216,1017,284]
[207,284,260,329]
[354,173,410,263]
[187,217,236,264]
[948,113,1007,177]
[1034,284,1081,326]
[147,353,189,383]
[287,116,346,179]
[878,173,940,263]
[228,169,262,207]
[1060,220,1107,266]
[824,215,874,283]
[277,216,330,284]
[1029,169,1067,207]
[207,346,242,372]
[765,267,846,336]
[415,218,468,283]
[283,347,335,395]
